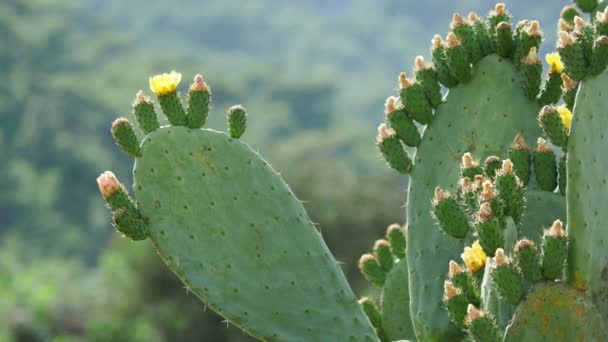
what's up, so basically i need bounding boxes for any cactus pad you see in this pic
[380,260,415,341]
[132,126,377,341]
[504,282,608,341]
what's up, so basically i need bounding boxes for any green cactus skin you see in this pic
[484,156,501,179]
[538,71,563,106]
[445,292,469,328]
[433,196,470,239]
[533,148,558,192]
[406,55,542,341]
[359,253,387,288]
[476,218,504,257]
[575,0,599,13]
[112,207,149,241]
[415,62,442,108]
[380,259,415,341]
[480,261,516,330]
[537,105,569,149]
[590,36,608,76]
[451,271,480,306]
[373,240,394,272]
[559,154,567,195]
[519,190,566,241]
[559,40,589,81]
[445,41,472,82]
[399,83,433,125]
[359,297,389,342]
[508,140,531,186]
[432,44,459,88]
[560,5,580,24]
[513,240,542,282]
[520,61,542,100]
[111,118,140,157]
[187,89,210,129]
[541,232,567,280]
[386,224,406,259]
[158,92,188,126]
[491,262,523,306]
[566,67,608,317]
[504,283,608,341]
[495,23,515,58]
[227,105,247,139]
[377,133,412,175]
[467,314,501,342]
[387,109,421,147]
[134,96,160,134]
[452,19,482,64]
[495,172,525,225]
[133,126,378,341]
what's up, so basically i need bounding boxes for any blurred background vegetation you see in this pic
[0,0,563,340]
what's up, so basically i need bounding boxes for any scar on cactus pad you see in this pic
[98,72,378,341]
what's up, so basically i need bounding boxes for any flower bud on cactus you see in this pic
[433,187,471,239]
[475,202,504,256]
[96,171,137,213]
[488,3,511,32]
[111,118,141,157]
[538,53,564,105]
[445,32,472,82]
[521,48,542,100]
[414,56,442,108]
[496,159,525,224]
[431,34,459,87]
[187,74,211,128]
[386,223,406,259]
[376,123,412,174]
[466,305,501,342]
[133,90,159,134]
[558,31,588,81]
[534,138,558,191]
[451,13,482,64]
[561,73,578,110]
[398,72,433,124]
[538,105,569,148]
[444,280,468,327]
[150,71,188,126]
[590,36,608,76]
[358,253,387,287]
[449,260,480,305]
[514,239,542,282]
[461,152,484,180]
[508,135,531,186]
[484,156,502,179]
[492,248,524,305]
[227,105,247,138]
[384,96,421,147]
[112,207,150,241]
[541,219,568,280]
[495,22,515,58]
[373,239,394,271]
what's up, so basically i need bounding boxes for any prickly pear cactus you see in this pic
[374,4,567,340]
[98,73,378,341]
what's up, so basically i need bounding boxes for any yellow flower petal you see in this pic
[545,53,564,74]
[556,105,572,131]
[149,71,182,96]
[461,240,487,273]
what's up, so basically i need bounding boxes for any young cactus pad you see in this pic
[101,74,378,341]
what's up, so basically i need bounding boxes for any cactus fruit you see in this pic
[98,73,378,341]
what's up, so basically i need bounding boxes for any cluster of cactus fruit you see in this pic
[96,1,608,341]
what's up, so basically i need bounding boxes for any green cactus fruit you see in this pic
[433,187,470,239]
[359,253,387,287]
[491,249,523,306]
[449,260,480,306]
[359,297,388,342]
[112,208,149,241]
[590,36,608,75]
[187,74,211,128]
[577,17,595,62]
[414,56,442,108]
[504,283,608,341]
[445,33,473,82]
[520,49,542,100]
[559,154,567,195]
[561,73,578,110]
[484,156,501,179]
[560,5,580,24]
[537,105,568,148]
[468,12,493,57]
[480,260,516,331]
[226,105,247,138]
[465,305,502,342]
[451,14,482,64]
[558,31,588,81]
[97,172,137,213]
[158,93,188,126]
[398,74,433,125]
[514,21,542,65]
[475,205,504,256]
[373,240,394,272]
[538,68,563,106]
[597,8,608,36]
[133,91,160,134]
[133,125,378,341]
[541,220,568,280]
[533,138,558,192]
[507,136,531,186]
[380,259,415,341]
[111,118,140,157]
[385,97,421,147]
[431,35,459,87]
[444,281,469,328]
[495,161,525,224]
[513,239,542,282]
[567,67,608,316]
[386,224,406,259]
[376,124,412,174]
[495,22,515,58]
[406,55,542,341]
[488,3,511,33]
[576,0,598,13]
[461,153,484,180]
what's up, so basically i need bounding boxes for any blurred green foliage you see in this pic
[0,0,563,340]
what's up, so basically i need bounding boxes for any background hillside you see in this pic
[0,0,566,340]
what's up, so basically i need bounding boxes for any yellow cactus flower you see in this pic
[149,71,182,96]
[545,53,564,74]
[461,241,487,273]
[556,105,572,131]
